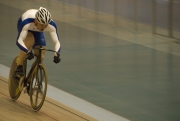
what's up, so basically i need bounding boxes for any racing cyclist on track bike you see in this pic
[15,7,61,78]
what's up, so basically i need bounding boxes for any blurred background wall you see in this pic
[2,0,180,39]
[60,0,180,39]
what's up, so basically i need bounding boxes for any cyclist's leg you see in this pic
[31,31,46,62]
[15,32,35,77]
[17,32,35,65]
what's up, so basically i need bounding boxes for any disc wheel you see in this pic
[29,64,48,111]
[8,56,22,101]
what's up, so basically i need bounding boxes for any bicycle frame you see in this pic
[23,46,56,87]
[23,47,43,87]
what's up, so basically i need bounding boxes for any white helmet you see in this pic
[36,7,51,25]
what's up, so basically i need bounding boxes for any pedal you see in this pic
[24,89,27,94]
[24,83,30,96]
[34,85,38,89]
[12,74,20,80]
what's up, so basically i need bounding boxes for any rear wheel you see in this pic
[8,56,22,101]
[29,64,48,111]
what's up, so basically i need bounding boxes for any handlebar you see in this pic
[27,47,60,60]
[33,47,57,53]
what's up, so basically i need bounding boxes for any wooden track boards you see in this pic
[0,76,97,121]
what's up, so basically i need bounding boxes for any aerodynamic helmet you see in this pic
[35,7,51,25]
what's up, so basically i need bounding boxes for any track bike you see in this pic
[8,46,57,111]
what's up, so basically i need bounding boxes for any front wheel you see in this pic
[29,64,48,111]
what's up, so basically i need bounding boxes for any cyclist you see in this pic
[15,7,61,77]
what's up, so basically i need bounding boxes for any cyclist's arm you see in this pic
[16,30,28,53]
[47,20,61,55]
[49,31,61,56]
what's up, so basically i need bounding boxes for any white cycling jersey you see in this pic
[16,9,61,53]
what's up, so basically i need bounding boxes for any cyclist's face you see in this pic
[34,19,48,31]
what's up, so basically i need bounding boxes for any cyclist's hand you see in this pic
[53,53,61,64]
[27,50,34,60]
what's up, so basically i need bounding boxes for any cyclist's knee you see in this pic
[17,51,26,65]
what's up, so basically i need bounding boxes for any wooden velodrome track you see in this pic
[0,75,97,121]
[0,1,130,121]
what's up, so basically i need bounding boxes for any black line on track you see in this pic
[45,100,89,121]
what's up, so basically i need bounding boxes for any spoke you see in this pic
[34,69,40,106]
[40,68,45,83]
[35,85,39,106]
[36,68,39,83]
[39,68,45,94]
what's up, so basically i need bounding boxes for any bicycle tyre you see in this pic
[29,64,48,111]
[8,56,22,101]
